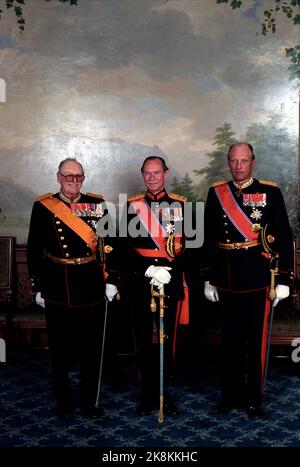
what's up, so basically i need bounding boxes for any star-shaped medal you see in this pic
[250,208,262,221]
[165,223,175,235]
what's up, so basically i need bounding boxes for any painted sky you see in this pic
[0,0,298,180]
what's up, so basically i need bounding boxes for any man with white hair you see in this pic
[27,158,118,419]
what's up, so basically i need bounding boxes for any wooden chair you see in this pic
[0,236,16,354]
[13,302,47,351]
[12,247,47,353]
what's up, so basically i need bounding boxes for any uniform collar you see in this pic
[146,189,167,201]
[59,191,81,204]
[232,177,254,191]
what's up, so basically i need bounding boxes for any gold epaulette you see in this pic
[86,192,104,199]
[168,192,187,202]
[212,180,227,187]
[36,192,53,201]
[128,193,145,202]
[259,180,278,187]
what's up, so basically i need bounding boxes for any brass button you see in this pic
[65,253,70,258]
[56,220,61,225]
[63,244,68,249]
[58,228,62,232]
[226,239,230,243]
[154,258,158,262]
[60,237,65,240]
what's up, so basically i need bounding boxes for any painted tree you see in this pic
[243,115,299,235]
[216,0,300,84]
[193,122,237,200]
[192,117,298,234]
[0,0,78,31]
[170,173,196,200]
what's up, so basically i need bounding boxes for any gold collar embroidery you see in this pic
[59,191,81,204]
[233,177,254,196]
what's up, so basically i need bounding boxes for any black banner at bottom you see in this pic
[0,446,293,465]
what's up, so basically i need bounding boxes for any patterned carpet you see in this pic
[1,344,300,451]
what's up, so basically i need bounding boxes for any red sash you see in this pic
[173,273,190,357]
[39,196,97,253]
[176,273,189,325]
[131,198,190,326]
[261,289,272,389]
[214,183,259,241]
[131,199,174,261]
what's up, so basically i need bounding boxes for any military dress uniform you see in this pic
[27,191,117,415]
[203,178,294,409]
[123,189,192,412]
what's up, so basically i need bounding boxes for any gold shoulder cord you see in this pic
[262,224,279,301]
[269,254,279,301]
[98,237,105,264]
[166,235,175,258]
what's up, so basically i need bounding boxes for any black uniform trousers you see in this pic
[218,288,270,407]
[45,301,105,410]
[130,278,178,405]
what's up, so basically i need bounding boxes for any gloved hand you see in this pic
[105,283,119,302]
[35,291,45,308]
[145,265,172,290]
[204,281,219,302]
[273,284,289,307]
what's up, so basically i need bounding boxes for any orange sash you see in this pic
[39,196,97,253]
[214,183,259,241]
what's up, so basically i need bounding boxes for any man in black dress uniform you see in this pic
[122,156,195,416]
[27,158,118,419]
[203,142,294,417]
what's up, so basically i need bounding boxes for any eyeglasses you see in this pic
[59,173,85,182]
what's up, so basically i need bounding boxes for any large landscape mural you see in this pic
[0,0,298,243]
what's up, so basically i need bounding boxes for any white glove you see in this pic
[145,265,172,290]
[273,284,289,307]
[35,291,45,308]
[204,281,219,302]
[105,283,118,302]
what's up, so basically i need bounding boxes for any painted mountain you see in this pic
[0,136,170,243]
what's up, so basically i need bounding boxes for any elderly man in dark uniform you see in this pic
[27,158,118,419]
[203,142,294,417]
[121,156,196,416]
